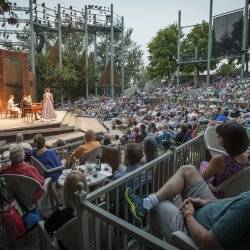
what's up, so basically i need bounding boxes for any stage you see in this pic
[0,111,108,147]
[0,110,67,132]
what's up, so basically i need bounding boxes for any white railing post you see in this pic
[74,183,89,250]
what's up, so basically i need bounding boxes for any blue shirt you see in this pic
[195,191,250,249]
[156,131,176,145]
[214,114,226,122]
[31,149,62,181]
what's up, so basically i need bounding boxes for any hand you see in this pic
[180,198,195,219]
[189,197,209,208]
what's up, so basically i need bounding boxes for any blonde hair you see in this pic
[63,170,88,209]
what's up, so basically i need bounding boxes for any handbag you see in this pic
[1,177,43,232]
[0,189,27,241]
[1,203,27,241]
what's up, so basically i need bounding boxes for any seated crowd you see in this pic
[59,76,249,151]
[0,76,249,249]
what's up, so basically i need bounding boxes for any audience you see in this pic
[143,137,159,163]
[174,124,190,145]
[1,75,249,248]
[0,145,45,202]
[113,143,143,182]
[31,134,63,181]
[9,133,32,162]
[102,134,112,146]
[69,129,101,162]
[10,133,32,151]
[125,164,250,249]
[45,170,88,249]
[201,123,249,197]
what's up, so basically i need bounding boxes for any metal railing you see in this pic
[73,135,206,249]
[173,134,206,171]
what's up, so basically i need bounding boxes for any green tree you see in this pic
[18,24,144,100]
[216,61,240,76]
[147,24,178,79]
[96,28,145,89]
[181,21,209,75]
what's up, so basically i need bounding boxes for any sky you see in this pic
[19,0,245,64]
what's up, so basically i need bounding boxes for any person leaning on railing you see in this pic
[125,164,250,249]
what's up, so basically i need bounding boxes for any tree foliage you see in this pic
[96,28,145,89]
[147,21,213,79]
[216,61,240,76]
[23,27,144,101]
[181,21,209,75]
[147,24,178,79]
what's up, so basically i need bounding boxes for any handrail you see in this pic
[87,151,173,202]
[80,199,178,250]
[87,135,205,202]
[73,134,206,250]
[174,134,204,152]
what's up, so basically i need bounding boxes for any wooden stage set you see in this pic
[0,111,108,150]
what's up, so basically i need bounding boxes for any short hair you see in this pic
[33,134,45,149]
[63,170,88,209]
[10,145,25,165]
[125,143,143,166]
[143,137,158,163]
[85,129,95,142]
[16,133,24,143]
[216,122,248,156]
[103,134,111,146]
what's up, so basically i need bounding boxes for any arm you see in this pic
[182,201,223,250]
[185,215,223,250]
[202,155,224,181]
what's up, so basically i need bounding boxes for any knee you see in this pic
[179,165,198,176]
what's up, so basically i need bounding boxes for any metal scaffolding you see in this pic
[0,0,125,98]
[176,0,249,85]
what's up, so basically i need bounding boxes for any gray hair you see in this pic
[16,133,24,143]
[10,145,25,165]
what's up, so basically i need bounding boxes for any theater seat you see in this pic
[204,126,226,157]
[209,167,250,197]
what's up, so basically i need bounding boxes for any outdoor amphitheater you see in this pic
[0,0,249,250]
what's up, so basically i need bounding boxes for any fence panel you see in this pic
[73,135,206,250]
[173,134,206,170]
[75,192,178,250]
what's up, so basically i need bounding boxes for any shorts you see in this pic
[152,180,215,240]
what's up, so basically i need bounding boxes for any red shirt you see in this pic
[0,162,45,202]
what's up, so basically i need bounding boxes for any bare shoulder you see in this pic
[209,154,225,170]
[211,154,225,162]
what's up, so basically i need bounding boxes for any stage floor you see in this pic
[0,111,67,132]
